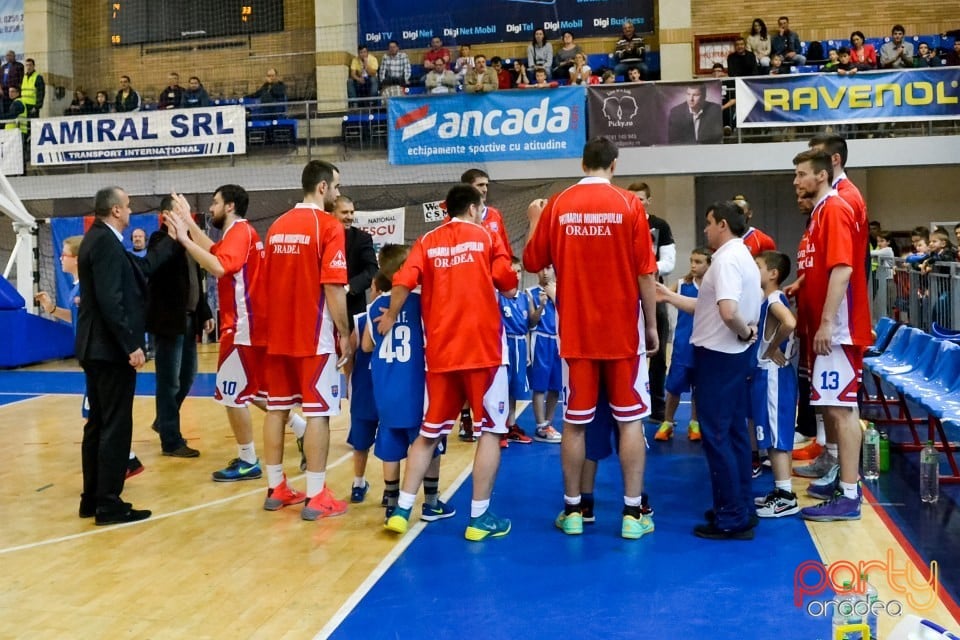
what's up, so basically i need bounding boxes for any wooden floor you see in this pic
[1,345,957,638]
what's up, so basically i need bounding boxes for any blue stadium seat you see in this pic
[645,51,661,74]
[864,326,923,374]
[587,53,612,72]
[903,341,960,403]
[883,337,942,394]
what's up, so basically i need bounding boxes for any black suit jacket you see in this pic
[345,226,379,321]
[145,227,214,338]
[667,101,723,144]
[76,220,175,363]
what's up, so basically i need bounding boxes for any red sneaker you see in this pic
[499,435,509,449]
[263,477,307,511]
[506,424,533,444]
[792,441,824,461]
[302,486,348,520]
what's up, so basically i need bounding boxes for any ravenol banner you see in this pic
[388,87,586,165]
[30,105,247,165]
[736,68,960,128]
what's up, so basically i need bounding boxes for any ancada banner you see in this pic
[388,87,586,165]
[354,208,405,251]
[30,105,247,165]
[735,68,960,127]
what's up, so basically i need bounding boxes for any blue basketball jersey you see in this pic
[368,292,426,430]
[672,280,699,367]
[350,313,378,421]
[68,281,80,336]
[499,291,529,337]
[527,286,557,336]
[757,291,795,368]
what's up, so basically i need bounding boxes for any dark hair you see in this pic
[751,19,768,39]
[912,226,930,240]
[460,168,489,184]
[850,30,865,43]
[159,195,175,212]
[215,184,249,217]
[711,62,725,70]
[373,272,392,292]
[446,184,483,218]
[582,137,618,171]
[301,160,339,195]
[189,76,200,83]
[877,230,892,242]
[532,28,546,45]
[490,56,503,65]
[837,46,851,56]
[707,201,747,237]
[120,75,131,82]
[94,187,124,218]
[511,255,522,266]
[758,250,791,284]
[562,30,574,39]
[778,16,789,23]
[377,244,410,285]
[892,24,905,34]
[358,45,368,52]
[808,133,848,168]
[793,148,834,183]
[388,40,399,47]
[25,57,34,65]
[627,181,651,198]
[692,246,712,263]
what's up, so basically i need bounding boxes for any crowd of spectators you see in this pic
[0,51,46,133]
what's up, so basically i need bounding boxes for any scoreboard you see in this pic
[109,1,284,46]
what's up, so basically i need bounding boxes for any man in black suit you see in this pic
[147,195,214,457]
[76,187,176,525]
[667,84,723,145]
[329,195,379,322]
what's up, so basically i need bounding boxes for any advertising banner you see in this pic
[0,128,23,175]
[0,0,23,63]
[735,68,960,127]
[359,0,654,48]
[30,105,247,166]
[354,208,405,251]
[588,80,723,146]
[388,87,586,165]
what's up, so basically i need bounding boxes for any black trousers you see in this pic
[647,301,669,417]
[81,360,137,512]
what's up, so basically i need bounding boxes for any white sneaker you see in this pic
[534,425,562,443]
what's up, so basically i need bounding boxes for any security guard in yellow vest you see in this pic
[4,85,28,134]
[21,58,44,118]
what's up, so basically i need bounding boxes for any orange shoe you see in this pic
[263,477,307,511]
[301,486,348,520]
[687,420,701,442]
[792,440,824,461]
[654,421,675,441]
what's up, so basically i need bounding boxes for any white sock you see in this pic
[397,490,416,510]
[624,495,642,507]
[471,499,490,518]
[129,451,136,460]
[839,480,859,500]
[815,414,826,445]
[266,464,284,489]
[563,494,581,506]
[353,476,366,488]
[305,471,326,498]
[826,443,839,459]
[288,413,307,439]
[238,442,257,464]
[774,479,793,494]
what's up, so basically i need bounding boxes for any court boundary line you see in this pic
[0,451,352,556]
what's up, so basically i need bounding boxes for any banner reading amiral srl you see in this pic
[735,68,960,128]
[388,87,586,166]
[30,105,247,166]
[587,80,723,146]
[354,208,405,252]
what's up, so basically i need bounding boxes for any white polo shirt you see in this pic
[690,237,762,354]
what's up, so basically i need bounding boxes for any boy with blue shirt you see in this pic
[347,310,377,503]
[499,256,534,447]
[528,266,562,443]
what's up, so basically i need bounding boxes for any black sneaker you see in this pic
[640,492,654,517]
[581,501,595,524]
[126,456,145,478]
[95,506,152,526]
[693,522,754,540]
[458,413,475,442]
[162,444,200,458]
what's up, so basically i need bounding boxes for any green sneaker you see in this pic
[384,506,412,534]
[464,510,511,541]
[555,510,584,535]
[622,514,655,540]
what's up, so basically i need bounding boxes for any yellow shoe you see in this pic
[654,421,674,441]
[688,420,701,441]
[384,506,411,534]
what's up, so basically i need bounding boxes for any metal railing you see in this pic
[871,258,960,331]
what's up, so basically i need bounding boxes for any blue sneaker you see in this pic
[351,481,370,503]
[800,492,862,522]
[421,500,456,522]
[385,506,412,534]
[212,458,262,482]
[464,510,511,541]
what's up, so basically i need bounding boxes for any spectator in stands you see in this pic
[490,57,513,90]
[131,228,147,258]
[772,16,806,66]
[454,44,474,82]
[769,53,789,75]
[822,49,840,72]
[921,227,957,275]
[601,70,616,84]
[378,40,411,98]
[613,21,647,79]
[945,40,960,66]
[626,67,642,83]
[65,88,94,116]
[1,50,23,112]
[528,29,554,80]
[115,75,141,112]
[849,31,878,68]
[914,42,940,67]
[527,66,557,89]
[423,36,450,69]
[554,30,583,80]
[712,63,736,134]
[465,54,498,93]
[512,60,530,87]
[4,85,26,133]
[425,57,458,94]
[727,37,759,77]
[569,52,593,85]
[158,72,183,110]
[747,19,772,69]
[179,76,210,108]
[880,25,914,68]
[249,67,287,103]
[21,58,44,118]
[348,45,379,101]
[954,223,960,247]
[836,47,863,75]
[94,90,111,113]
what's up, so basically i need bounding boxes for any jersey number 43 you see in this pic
[379,325,412,363]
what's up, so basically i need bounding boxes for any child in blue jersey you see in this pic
[498,257,534,447]
[751,251,799,518]
[527,266,562,443]
[361,245,454,523]
[347,309,378,503]
[655,247,710,442]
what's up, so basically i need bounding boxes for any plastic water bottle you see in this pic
[862,574,879,640]
[879,430,890,473]
[921,441,940,503]
[832,581,865,640]
[862,423,880,480]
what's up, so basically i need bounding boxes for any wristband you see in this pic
[737,326,754,342]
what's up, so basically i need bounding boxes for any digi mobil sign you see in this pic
[387,87,585,165]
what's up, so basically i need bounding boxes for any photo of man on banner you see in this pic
[665,83,723,145]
